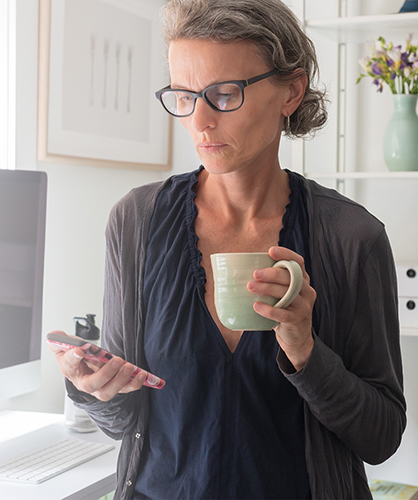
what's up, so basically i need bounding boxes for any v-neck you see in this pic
[187,166,295,355]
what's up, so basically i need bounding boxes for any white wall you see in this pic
[2,0,418,487]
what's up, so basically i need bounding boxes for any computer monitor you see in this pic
[0,169,47,400]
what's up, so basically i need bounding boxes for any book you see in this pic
[369,480,418,500]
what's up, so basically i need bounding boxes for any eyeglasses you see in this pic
[155,69,281,118]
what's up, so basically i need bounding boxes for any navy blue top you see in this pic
[134,168,311,500]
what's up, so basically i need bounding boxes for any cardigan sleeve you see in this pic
[65,194,142,441]
[66,181,166,441]
[279,223,406,466]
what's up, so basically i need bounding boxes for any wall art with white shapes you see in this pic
[38,0,171,170]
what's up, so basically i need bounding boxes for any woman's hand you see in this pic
[48,330,147,401]
[247,247,316,371]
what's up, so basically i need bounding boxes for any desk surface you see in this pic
[0,411,121,500]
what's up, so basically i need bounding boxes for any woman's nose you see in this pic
[190,97,217,132]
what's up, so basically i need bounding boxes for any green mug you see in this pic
[210,252,303,331]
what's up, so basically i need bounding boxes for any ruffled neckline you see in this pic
[186,166,206,288]
[186,166,294,290]
[279,169,295,248]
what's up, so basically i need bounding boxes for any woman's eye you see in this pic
[178,94,193,101]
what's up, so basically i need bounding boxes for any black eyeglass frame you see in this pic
[155,68,282,118]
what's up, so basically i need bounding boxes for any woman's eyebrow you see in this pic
[169,78,238,91]
[169,82,185,89]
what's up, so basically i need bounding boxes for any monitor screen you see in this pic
[0,169,47,400]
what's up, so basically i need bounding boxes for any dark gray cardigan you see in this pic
[68,172,406,500]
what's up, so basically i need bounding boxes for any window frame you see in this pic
[0,0,16,170]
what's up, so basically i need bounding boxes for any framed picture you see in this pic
[37,0,172,170]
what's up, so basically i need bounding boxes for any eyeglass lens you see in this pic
[161,83,243,117]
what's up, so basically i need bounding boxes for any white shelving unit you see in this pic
[300,9,418,182]
[401,327,418,337]
[306,12,418,44]
[298,4,418,337]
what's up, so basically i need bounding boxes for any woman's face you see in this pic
[168,39,291,176]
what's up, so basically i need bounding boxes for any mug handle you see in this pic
[271,260,304,309]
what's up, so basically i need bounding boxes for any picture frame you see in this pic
[37,0,172,171]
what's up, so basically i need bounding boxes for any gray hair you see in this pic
[161,0,328,138]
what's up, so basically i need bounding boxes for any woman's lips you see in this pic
[197,142,227,153]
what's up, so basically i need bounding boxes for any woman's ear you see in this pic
[283,69,307,117]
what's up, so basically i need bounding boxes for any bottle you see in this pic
[64,314,100,433]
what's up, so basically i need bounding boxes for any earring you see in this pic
[286,114,291,129]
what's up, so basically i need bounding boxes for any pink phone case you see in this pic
[47,333,165,389]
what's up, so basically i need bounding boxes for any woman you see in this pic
[50,1,406,499]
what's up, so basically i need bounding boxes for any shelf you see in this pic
[401,327,418,337]
[305,12,418,43]
[304,171,418,180]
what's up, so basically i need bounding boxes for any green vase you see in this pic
[383,94,418,172]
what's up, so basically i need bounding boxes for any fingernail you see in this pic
[136,370,147,382]
[254,269,264,279]
[112,358,124,369]
[72,351,82,359]
[147,373,159,386]
[253,302,263,313]
[247,281,255,290]
[122,364,134,376]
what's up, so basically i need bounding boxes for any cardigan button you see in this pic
[126,480,133,487]
[135,432,141,439]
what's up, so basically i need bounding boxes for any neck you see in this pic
[196,163,290,224]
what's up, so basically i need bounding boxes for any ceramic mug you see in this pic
[210,252,304,331]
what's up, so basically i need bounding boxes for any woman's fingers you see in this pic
[47,330,147,400]
[95,367,148,400]
[245,246,316,370]
[267,246,306,272]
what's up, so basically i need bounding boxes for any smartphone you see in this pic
[46,332,165,389]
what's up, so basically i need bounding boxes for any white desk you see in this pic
[0,411,121,500]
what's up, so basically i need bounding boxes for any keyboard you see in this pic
[0,437,114,484]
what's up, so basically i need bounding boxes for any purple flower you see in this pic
[358,34,418,94]
[371,62,382,75]
[373,79,383,92]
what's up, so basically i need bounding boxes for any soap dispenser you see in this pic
[64,314,100,433]
[73,314,100,342]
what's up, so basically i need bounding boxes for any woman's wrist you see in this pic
[276,333,314,372]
